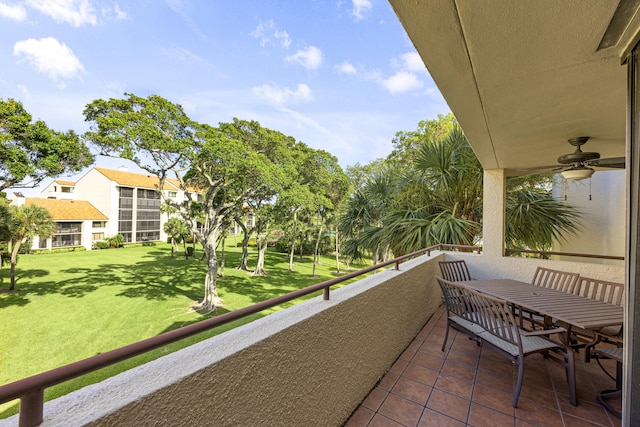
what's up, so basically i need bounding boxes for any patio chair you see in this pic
[569,277,624,357]
[436,277,575,408]
[438,260,473,282]
[436,276,485,351]
[520,267,581,329]
[588,333,623,419]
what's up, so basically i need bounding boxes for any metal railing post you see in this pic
[19,388,44,427]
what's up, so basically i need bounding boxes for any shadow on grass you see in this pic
[0,246,361,310]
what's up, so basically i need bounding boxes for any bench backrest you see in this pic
[531,267,580,294]
[576,277,624,306]
[438,260,472,282]
[437,276,472,318]
[436,277,520,349]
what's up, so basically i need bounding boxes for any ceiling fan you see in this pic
[520,136,625,180]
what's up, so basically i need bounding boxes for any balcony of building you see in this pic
[0,247,623,427]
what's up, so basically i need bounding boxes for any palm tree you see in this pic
[339,125,581,257]
[6,204,56,290]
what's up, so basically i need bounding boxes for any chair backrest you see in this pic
[438,260,472,282]
[531,267,580,294]
[576,277,624,306]
[436,276,471,318]
[436,277,520,349]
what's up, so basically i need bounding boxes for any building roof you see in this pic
[54,180,76,186]
[94,168,181,191]
[24,198,108,221]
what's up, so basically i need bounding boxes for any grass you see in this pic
[0,240,370,418]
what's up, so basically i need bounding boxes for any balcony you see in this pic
[346,306,622,427]
[0,250,623,426]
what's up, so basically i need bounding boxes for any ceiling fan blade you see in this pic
[586,157,625,168]
[512,165,567,176]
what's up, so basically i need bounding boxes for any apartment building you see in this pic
[12,167,188,250]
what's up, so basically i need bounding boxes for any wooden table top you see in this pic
[460,278,624,330]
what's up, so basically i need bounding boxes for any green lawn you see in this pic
[0,241,368,418]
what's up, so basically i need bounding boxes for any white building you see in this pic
[71,167,185,244]
[12,167,192,250]
[10,197,108,250]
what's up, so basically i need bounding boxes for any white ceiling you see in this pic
[389,0,640,175]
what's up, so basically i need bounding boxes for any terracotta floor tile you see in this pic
[379,371,400,391]
[419,341,448,358]
[344,406,375,427]
[434,374,473,400]
[344,304,622,427]
[368,414,405,427]
[440,360,477,382]
[426,389,471,423]
[558,398,613,426]
[470,383,514,417]
[378,393,424,427]
[412,351,446,372]
[391,377,433,405]
[403,363,439,386]
[418,408,466,427]
[445,349,480,368]
[362,387,389,411]
[467,403,515,427]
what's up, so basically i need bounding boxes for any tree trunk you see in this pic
[253,237,268,276]
[170,237,176,257]
[219,235,225,278]
[236,219,251,271]
[195,232,223,312]
[334,228,341,273]
[182,236,188,259]
[10,240,22,291]
[312,220,324,278]
[288,209,298,271]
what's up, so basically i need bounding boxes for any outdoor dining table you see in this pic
[459,278,624,406]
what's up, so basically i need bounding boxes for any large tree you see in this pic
[5,204,56,290]
[340,123,581,257]
[83,94,290,311]
[0,98,94,191]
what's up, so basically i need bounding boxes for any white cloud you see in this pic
[352,0,372,21]
[250,20,275,47]
[26,0,96,26]
[275,29,291,49]
[285,46,323,70]
[102,3,129,20]
[252,83,313,106]
[14,37,85,87]
[335,61,357,75]
[380,71,423,94]
[251,20,291,49]
[400,52,425,72]
[0,2,27,20]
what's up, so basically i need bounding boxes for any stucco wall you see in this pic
[11,254,444,427]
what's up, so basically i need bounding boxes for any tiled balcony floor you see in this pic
[345,306,622,427]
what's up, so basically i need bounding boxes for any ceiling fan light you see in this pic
[561,166,595,180]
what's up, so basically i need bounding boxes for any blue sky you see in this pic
[1,0,449,193]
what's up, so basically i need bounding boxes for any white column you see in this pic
[482,169,506,259]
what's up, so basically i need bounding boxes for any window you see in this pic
[118,187,134,237]
[61,186,73,193]
[92,221,106,228]
[56,222,82,234]
[38,236,47,249]
[92,232,105,241]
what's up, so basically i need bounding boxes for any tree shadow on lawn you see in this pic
[0,248,352,309]
[0,255,207,308]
